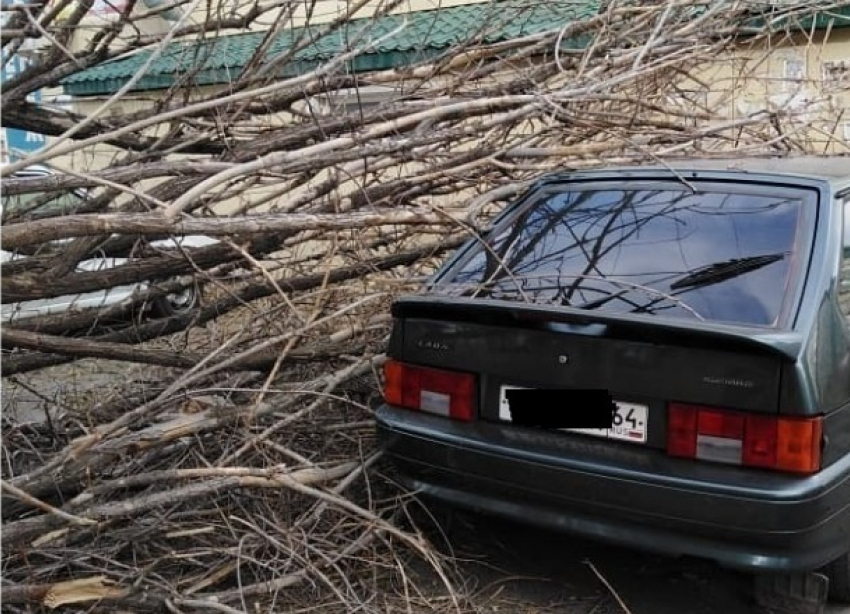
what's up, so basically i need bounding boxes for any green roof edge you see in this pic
[62,1,599,96]
[61,2,850,97]
[742,4,850,31]
[63,48,448,95]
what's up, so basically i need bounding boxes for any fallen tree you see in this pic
[3,0,849,611]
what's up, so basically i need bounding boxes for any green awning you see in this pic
[62,0,600,96]
[61,1,850,97]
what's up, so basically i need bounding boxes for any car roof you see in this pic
[657,156,848,180]
[557,156,850,193]
[6,165,53,177]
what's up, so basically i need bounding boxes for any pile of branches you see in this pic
[1,357,425,612]
[2,0,847,611]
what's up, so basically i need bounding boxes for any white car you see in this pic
[1,167,215,324]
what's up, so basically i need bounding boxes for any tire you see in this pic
[153,283,199,317]
[826,553,850,603]
[753,571,829,614]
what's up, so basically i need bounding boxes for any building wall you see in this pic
[691,27,850,153]
[26,4,850,174]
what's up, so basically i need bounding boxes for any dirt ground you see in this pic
[414,506,806,614]
[404,499,850,614]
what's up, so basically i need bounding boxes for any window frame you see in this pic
[301,85,398,117]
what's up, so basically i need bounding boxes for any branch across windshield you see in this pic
[434,185,812,328]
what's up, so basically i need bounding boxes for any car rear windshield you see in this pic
[434,184,813,328]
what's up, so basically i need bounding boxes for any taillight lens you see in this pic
[667,404,697,458]
[741,414,778,469]
[383,359,476,421]
[667,403,822,474]
[776,418,822,473]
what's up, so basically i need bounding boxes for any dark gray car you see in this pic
[376,157,850,609]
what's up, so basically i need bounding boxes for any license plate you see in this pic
[498,385,648,444]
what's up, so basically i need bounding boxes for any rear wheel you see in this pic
[826,553,850,603]
[752,571,828,614]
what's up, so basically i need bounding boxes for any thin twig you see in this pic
[584,559,634,614]
[0,480,96,526]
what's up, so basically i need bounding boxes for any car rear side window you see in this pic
[436,185,813,328]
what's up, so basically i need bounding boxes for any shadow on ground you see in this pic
[410,503,846,614]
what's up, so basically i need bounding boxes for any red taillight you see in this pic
[667,404,698,458]
[698,410,744,439]
[383,359,476,422]
[667,403,822,474]
[741,414,777,469]
[776,418,822,474]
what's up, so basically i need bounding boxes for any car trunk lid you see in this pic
[389,296,803,451]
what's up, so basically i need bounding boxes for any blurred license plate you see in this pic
[498,385,648,444]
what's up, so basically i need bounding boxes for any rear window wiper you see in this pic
[569,253,785,312]
[669,253,785,291]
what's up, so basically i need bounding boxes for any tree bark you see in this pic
[1,208,462,250]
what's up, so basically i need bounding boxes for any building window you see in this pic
[783,57,805,82]
[297,85,468,119]
[822,60,850,93]
[301,85,398,117]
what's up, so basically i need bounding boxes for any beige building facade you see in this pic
[8,2,850,165]
[700,26,850,153]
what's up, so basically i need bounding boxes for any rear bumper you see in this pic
[376,405,850,572]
